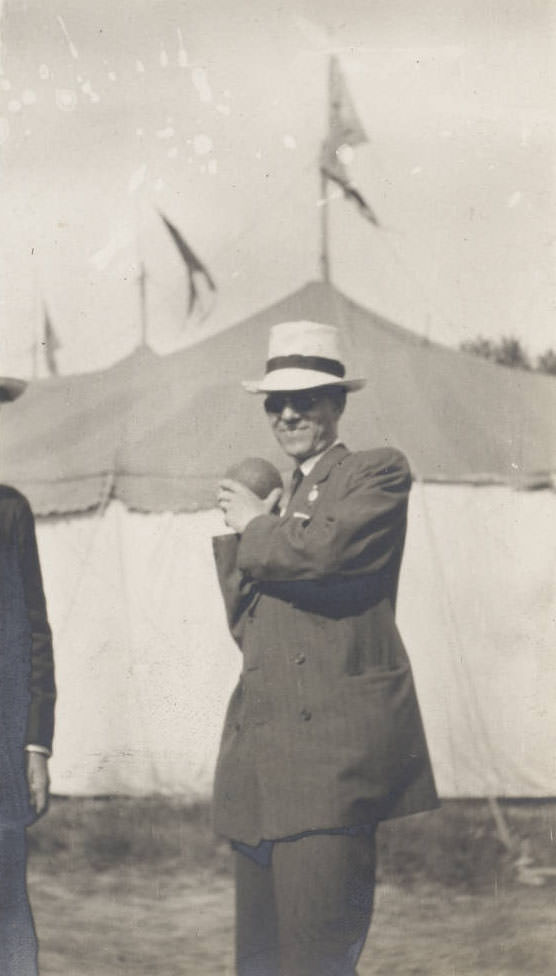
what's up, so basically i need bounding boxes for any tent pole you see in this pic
[138,260,148,347]
[487,795,514,851]
[320,55,332,283]
[320,167,331,283]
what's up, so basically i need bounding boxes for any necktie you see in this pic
[290,467,304,498]
[280,467,303,514]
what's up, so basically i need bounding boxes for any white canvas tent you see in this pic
[1,283,555,799]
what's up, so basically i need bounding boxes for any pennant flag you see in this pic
[320,56,380,226]
[159,213,216,319]
[42,305,60,375]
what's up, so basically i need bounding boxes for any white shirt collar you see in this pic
[298,439,342,477]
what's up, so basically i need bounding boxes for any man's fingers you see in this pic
[219,478,244,492]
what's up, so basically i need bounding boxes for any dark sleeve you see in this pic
[236,449,411,582]
[212,534,258,647]
[15,497,56,751]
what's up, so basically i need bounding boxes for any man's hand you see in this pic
[25,751,50,818]
[217,478,282,533]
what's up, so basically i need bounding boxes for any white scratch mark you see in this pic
[208,158,218,175]
[108,72,117,82]
[317,187,342,206]
[160,45,169,69]
[128,164,148,195]
[336,144,354,165]
[136,127,144,137]
[192,67,212,103]
[216,103,231,116]
[193,133,212,155]
[55,89,77,112]
[90,225,135,271]
[39,65,50,81]
[411,166,422,175]
[283,134,297,150]
[177,29,188,67]
[57,16,79,60]
[508,191,522,209]
[156,126,175,140]
[154,178,165,192]
[136,60,145,74]
[255,150,262,160]
[80,80,99,100]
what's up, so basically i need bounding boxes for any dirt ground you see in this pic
[27,798,556,976]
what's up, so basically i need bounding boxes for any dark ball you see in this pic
[225,457,283,499]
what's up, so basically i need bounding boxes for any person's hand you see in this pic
[217,478,282,533]
[25,751,50,818]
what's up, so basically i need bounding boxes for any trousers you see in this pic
[234,830,376,976]
[0,826,38,976]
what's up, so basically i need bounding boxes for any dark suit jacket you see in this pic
[212,444,438,845]
[0,486,56,826]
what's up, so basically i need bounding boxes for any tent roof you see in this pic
[1,281,555,515]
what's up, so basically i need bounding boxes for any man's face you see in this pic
[264,388,344,463]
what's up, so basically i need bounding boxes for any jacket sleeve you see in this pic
[15,497,56,751]
[237,449,411,582]
[212,534,258,647]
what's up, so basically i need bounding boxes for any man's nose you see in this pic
[280,402,300,420]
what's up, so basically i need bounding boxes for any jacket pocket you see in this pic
[332,662,426,802]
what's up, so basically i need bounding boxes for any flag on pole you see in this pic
[320,56,380,226]
[42,304,60,375]
[159,213,216,319]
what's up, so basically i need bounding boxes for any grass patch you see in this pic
[28,796,556,891]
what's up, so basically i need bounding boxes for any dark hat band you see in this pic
[265,354,345,378]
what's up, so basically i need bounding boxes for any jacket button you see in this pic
[300,708,312,721]
[294,653,306,665]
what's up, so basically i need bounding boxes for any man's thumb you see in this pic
[264,487,282,513]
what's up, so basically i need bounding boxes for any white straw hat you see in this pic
[242,321,366,393]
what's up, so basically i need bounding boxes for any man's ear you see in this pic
[334,392,347,417]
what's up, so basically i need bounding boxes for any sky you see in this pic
[0,0,554,377]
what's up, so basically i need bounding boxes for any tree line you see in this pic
[459,336,556,375]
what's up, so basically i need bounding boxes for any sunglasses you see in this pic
[264,391,326,415]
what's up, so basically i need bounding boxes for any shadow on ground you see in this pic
[28,798,556,975]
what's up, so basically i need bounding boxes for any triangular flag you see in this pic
[43,305,60,375]
[159,212,216,319]
[328,54,368,150]
[320,56,380,226]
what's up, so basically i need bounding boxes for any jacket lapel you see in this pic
[285,443,349,517]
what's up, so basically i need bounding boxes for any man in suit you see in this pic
[215,321,438,976]
[0,377,56,976]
